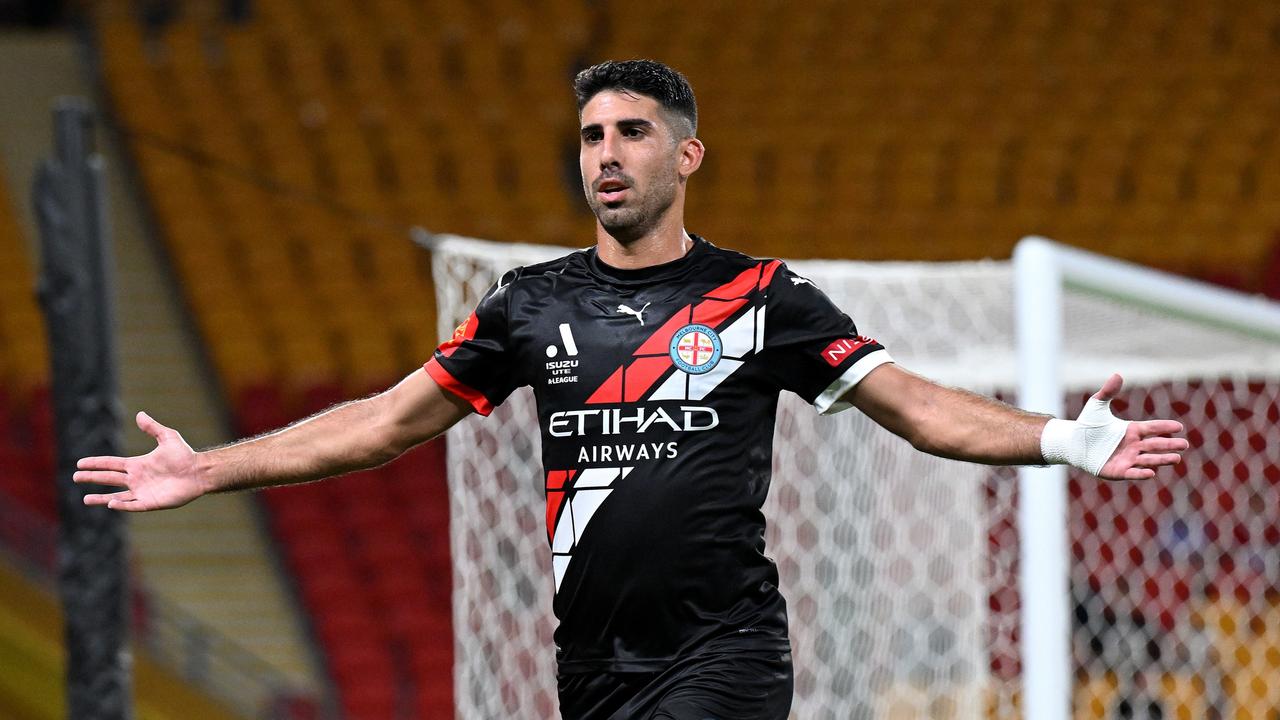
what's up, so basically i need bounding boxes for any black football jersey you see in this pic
[425,235,892,673]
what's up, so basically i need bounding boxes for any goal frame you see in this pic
[1013,236,1280,720]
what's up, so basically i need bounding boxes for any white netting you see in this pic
[432,235,1280,720]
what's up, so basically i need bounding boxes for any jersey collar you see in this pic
[586,234,710,285]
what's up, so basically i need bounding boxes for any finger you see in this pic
[1133,419,1185,437]
[84,490,134,506]
[1139,436,1190,453]
[1123,467,1157,481]
[73,470,130,486]
[136,411,171,443]
[107,498,151,512]
[1092,373,1123,402]
[1133,452,1183,468]
[77,456,128,472]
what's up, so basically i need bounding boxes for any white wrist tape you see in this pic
[1039,396,1131,476]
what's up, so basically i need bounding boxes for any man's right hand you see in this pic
[74,411,206,512]
[72,368,473,510]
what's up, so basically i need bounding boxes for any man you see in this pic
[76,60,1187,719]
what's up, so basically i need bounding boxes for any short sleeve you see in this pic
[423,270,523,415]
[761,262,893,415]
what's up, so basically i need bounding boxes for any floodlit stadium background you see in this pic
[0,1,1278,719]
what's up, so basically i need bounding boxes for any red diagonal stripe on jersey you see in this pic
[545,470,577,544]
[692,297,748,328]
[547,470,570,491]
[628,264,764,359]
[586,365,624,404]
[437,311,479,358]
[759,259,782,289]
[587,262,770,403]
[702,263,761,300]
[424,359,494,415]
[623,356,674,402]
[546,489,564,544]
[632,304,693,357]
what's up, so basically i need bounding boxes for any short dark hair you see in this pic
[573,59,698,137]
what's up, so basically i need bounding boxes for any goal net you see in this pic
[429,234,1280,720]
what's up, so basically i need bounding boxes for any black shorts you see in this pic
[557,651,793,720]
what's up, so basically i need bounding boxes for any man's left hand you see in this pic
[1091,374,1188,480]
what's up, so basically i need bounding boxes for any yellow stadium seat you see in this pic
[91,0,1280,407]
[215,333,279,393]
[1074,672,1121,720]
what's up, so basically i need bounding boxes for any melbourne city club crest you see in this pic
[669,324,723,375]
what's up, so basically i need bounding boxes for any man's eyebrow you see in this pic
[617,118,655,130]
[579,118,656,136]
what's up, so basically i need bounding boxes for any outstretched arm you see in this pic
[73,368,474,511]
[848,364,1187,480]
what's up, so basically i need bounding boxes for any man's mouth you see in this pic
[596,179,630,203]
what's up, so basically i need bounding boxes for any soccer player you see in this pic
[75,60,1188,719]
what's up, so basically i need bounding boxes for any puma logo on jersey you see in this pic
[790,276,813,286]
[616,302,651,325]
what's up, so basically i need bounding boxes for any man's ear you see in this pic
[678,137,705,179]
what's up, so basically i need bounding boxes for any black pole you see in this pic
[33,97,132,720]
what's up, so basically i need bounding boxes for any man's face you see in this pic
[579,90,687,241]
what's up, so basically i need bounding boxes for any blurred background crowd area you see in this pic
[1,0,1278,719]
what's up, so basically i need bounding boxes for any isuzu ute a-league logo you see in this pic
[545,323,580,385]
[669,324,723,375]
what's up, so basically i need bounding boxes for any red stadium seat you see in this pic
[287,536,357,577]
[357,530,419,571]
[298,562,365,614]
[235,383,290,436]
[414,683,454,720]
[267,495,333,537]
[26,387,55,482]
[328,640,395,680]
[368,568,433,611]
[341,497,398,533]
[0,391,14,441]
[331,645,398,718]
[315,606,386,648]
[298,381,346,416]
[408,643,452,678]
[386,603,451,642]
[1261,235,1280,300]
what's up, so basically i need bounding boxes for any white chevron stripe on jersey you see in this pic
[552,505,575,553]
[551,466,633,592]
[647,367,688,400]
[718,307,758,359]
[574,467,623,488]
[754,304,766,350]
[688,358,745,401]
[570,489,611,544]
[553,556,571,591]
[642,307,762,402]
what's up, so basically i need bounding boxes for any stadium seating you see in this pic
[97,0,1280,370]
[90,1,1280,716]
[0,160,55,522]
[259,445,454,718]
[0,559,246,720]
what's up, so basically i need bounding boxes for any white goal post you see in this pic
[428,232,1280,720]
[1013,236,1280,720]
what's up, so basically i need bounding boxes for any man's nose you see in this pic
[599,130,621,168]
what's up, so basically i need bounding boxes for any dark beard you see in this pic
[587,176,678,243]
[598,206,655,243]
